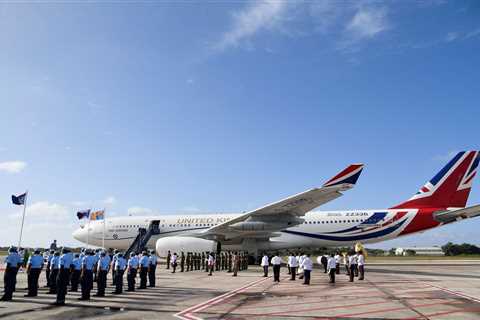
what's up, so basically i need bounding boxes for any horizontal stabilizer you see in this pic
[434,204,480,223]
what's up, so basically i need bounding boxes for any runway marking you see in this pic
[423,282,480,304]
[174,277,270,320]
[330,300,464,318]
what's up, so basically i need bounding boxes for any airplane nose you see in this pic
[72,227,85,242]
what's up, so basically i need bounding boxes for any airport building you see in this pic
[395,246,445,256]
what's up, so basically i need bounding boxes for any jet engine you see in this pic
[155,236,216,257]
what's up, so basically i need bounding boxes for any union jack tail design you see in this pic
[323,164,364,187]
[392,151,479,209]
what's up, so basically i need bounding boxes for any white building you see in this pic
[395,246,444,256]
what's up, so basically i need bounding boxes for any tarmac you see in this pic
[1,261,480,319]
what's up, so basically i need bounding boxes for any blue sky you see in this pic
[0,1,479,248]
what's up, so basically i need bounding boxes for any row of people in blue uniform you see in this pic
[1,246,158,304]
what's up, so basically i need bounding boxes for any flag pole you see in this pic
[102,208,106,249]
[18,190,28,249]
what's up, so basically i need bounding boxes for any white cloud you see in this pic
[215,0,291,50]
[103,196,116,206]
[445,32,459,42]
[345,6,388,41]
[9,201,69,220]
[0,161,27,173]
[465,28,480,39]
[127,206,155,216]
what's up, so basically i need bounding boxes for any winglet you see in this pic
[323,164,364,187]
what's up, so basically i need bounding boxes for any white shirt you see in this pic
[334,254,341,264]
[299,255,306,267]
[208,254,215,266]
[316,256,322,265]
[288,256,298,267]
[302,257,313,271]
[271,256,283,265]
[358,254,365,266]
[327,257,336,270]
[171,254,177,264]
[348,255,356,265]
[260,255,269,267]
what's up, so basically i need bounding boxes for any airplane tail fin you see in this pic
[391,151,479,209]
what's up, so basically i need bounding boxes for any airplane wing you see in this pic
[434,204,480,223]
[197,164,364,240]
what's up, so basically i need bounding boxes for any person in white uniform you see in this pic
[334,252,341,275]
[301,254,313,285]
[271,253,283,283]
[288,253,298,281]
[357,251,365,280]
[327,253,337,283]
[260,253,269,277]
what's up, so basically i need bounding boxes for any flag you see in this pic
[76,209,91,220]
[90,210,105,221]
[12,192,27,205]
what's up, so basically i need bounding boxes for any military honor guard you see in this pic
[94,251,110,297]
[79,249,95,300]
[113,253,127,294]
[45,250,54,288]
[48,251,60,294]
[232,252,239,277]
[25,249,44,297]
[70,253,82,292]
[148,249,157,287]
[127,252,139,292]
[1,247,22,301]
[138,250,150,289]
[166,250,171,269]
[180,252,185,272]
[55,247,74,306]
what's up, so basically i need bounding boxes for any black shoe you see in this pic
[78,297,89,300]
[126,289,134,292]
[24,294,35,297]
[0,296,12,301]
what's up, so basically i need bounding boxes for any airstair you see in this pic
[124,220,160,257]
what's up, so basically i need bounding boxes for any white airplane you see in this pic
[73,151,480,257]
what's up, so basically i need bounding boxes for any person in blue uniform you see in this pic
[148,250,157,287]
[25,249,44,297]
[54,247,73,305]
[79,249,95,300]
[113,253,127,294]
[93,248,101,282]
[95,251,110,297]
[1,247,22,301]
[138,251,149,289]
[48,251,60,294]
[45,250,54,288]
[127,252,139,292]
[70,253,82,292]
[111,249,119,285]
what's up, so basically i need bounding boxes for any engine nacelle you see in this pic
[155,236,216,257]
